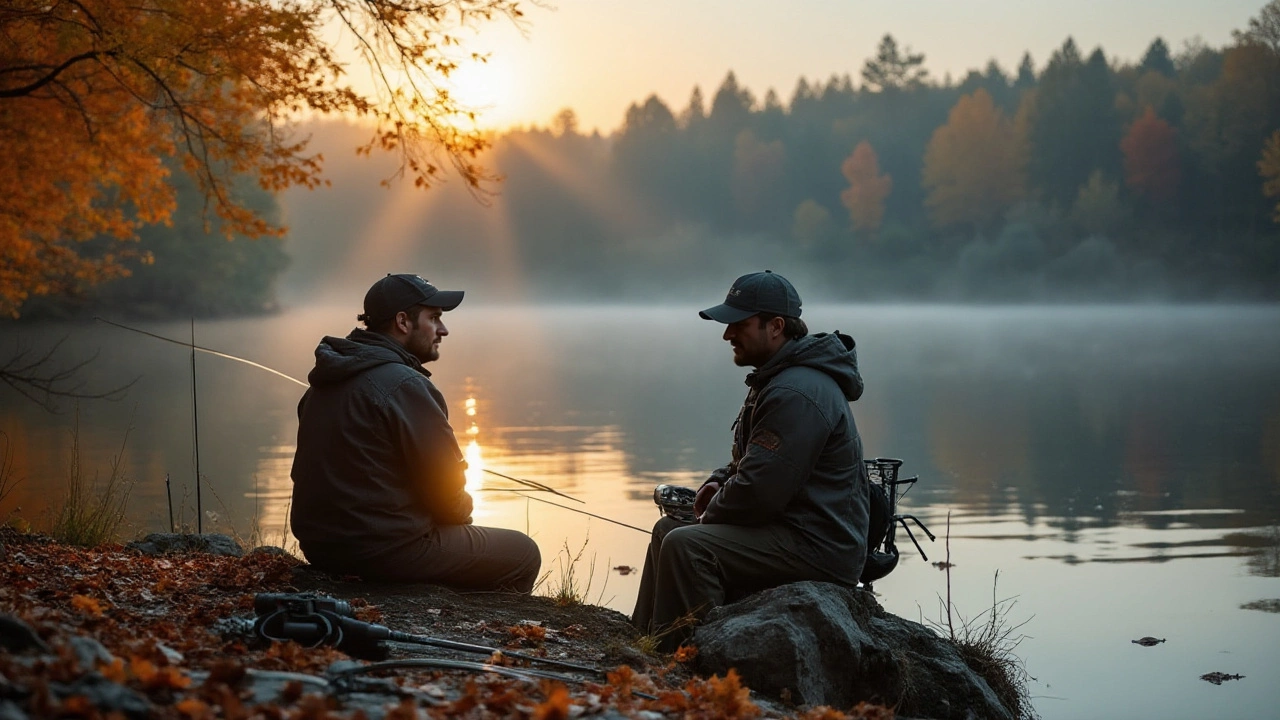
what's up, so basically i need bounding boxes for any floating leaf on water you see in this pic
[1200,671,1245,685]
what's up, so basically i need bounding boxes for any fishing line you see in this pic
[96,317,651,532]
[512,491,650,535]
[95,317,309,388]
[481,467,582,504]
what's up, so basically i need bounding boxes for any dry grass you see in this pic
[929,512,1037,720]
[536,533,611,607]
[945,571,1036,720]
[50,412,134,547]
[632,633,662,655]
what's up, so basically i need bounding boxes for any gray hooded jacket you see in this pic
[290,329,472,563]
[700,331,870,585]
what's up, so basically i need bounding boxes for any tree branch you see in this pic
[0,51,109,98]
[0,338,138,414]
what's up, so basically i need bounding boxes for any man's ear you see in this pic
[769,316,786,338]
[393,310,412,334]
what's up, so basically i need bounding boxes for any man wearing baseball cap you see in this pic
[290,274,540,591]
[632,271,870,648]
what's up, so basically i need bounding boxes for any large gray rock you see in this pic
[125,533,243,557]
[692,581,1014,720]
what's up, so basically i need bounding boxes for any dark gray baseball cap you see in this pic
[358,274,464,324]
[699,270,802,323]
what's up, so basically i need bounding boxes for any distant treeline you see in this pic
[446,24,1280,301]
[33,4,1280,316]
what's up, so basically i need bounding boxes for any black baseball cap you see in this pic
[699,270,802,323]
[358,274,464,324]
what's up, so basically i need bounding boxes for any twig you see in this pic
[946,510,954,641]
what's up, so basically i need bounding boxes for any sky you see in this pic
[433,0,1265,133]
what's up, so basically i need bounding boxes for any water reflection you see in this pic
[5,305,1280,720]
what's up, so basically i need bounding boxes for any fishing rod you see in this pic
[95,317,646,530]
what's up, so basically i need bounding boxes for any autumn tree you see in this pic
[0,0,522,316]
[839,141,893,234]
[860,35,928,92]
[921,89,1025,231]
[1121,107,1181,204]
[1260,130,1280,222]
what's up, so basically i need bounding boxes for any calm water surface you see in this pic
[3,304,1279,720]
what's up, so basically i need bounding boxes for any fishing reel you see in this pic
[252,593,391,660]
[653,484,698,522]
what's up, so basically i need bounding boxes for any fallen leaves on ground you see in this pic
[1,528,898,718]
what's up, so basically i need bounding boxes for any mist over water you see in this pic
[3,303,1279,718]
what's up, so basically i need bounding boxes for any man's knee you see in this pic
[658,525,710,566]
[516,533,541,575]
[503,531,542,593]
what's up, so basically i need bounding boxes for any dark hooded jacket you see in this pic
[289,329,472,564]
[700,331,869,585]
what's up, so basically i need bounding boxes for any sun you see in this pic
[444,54,520,129]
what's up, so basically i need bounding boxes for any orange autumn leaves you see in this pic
[0,0,518,316]
[840,142,892,234]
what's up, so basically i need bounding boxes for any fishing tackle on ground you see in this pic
[251,593,603,675]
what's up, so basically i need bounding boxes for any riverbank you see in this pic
[0,529,898,719]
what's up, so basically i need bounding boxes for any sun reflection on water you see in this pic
[461,394,486,497]
[464,437,485,494]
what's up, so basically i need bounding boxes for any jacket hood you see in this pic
[748,331,864,401]
[307,328,426,387]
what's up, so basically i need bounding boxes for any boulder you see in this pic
[125,533,243,557]
[692,581,1013,720]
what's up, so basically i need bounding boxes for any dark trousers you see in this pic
[631,516,835,650]
[305,524,542,593]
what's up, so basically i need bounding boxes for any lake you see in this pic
[2,304,1279,719]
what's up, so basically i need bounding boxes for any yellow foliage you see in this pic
[922,89,1026,231]
[70,594,104,617]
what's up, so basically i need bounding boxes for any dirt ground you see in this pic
[288,564,664,675]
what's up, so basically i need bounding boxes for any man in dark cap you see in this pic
[632,270,870,648]
[290,274,540,591]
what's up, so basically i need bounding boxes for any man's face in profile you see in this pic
[721,315,777,368]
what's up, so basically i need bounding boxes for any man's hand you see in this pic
[694,481,720,521]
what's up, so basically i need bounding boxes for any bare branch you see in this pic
[0,337,138,413]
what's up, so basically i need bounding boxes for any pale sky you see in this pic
[438,0,1262,133]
